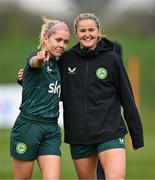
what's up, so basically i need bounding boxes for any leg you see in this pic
[73,155,98,179]
[12,158,34,179]
[97,159,105,180]
[37,155,61,180]
[99,148,126,180]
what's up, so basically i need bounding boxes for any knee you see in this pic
[77,169,96,179]
[42,172,60,180]
[105,171,125,180]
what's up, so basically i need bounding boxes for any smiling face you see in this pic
[76,19,101,50]
[44,30,70,58]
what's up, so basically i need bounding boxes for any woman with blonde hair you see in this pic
[10,17,70,179]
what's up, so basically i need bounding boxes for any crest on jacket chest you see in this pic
[96,67,107,79]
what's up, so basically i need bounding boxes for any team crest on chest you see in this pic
[96,67,107,79]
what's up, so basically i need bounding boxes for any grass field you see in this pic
[0,33,155,179]
[0,127,155,179]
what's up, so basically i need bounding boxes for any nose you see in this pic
[59,41,65,48]
[59,41,68,50]
[84,30,90,37]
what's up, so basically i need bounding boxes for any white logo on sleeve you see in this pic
[48,80,61,97]
[68,67,76,74]
[47,66,52,72]
[119,138,124,144]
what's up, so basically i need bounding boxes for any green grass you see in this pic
[0,128,155,179]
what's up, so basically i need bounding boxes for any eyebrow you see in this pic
[78,27,96,30]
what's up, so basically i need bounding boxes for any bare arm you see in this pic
[29,50,50,68]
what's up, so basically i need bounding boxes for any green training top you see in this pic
[19,51,61,118]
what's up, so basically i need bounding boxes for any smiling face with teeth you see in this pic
[76,19,101,50]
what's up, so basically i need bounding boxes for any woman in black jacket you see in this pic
[58,13,144,180]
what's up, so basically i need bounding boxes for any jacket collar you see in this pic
[72,37,114,56]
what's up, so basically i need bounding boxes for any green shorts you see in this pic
[10,113,61,160]
[70,137,125,160]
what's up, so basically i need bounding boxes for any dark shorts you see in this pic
[70,137,125,160]
[10,113,61,160]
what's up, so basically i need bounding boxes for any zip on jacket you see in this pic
[58,38,144,149]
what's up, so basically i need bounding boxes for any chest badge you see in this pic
[96,68,107,79]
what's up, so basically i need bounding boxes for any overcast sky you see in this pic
[1,0,154,12]
[0,0,154,19]
[18,0,78,15]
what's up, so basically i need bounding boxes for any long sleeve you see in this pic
[114,57,144,149]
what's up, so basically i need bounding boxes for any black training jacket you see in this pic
[58,38,144,149]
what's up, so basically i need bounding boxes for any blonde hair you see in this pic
[38,17,66,49]
[74,13,101,32]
